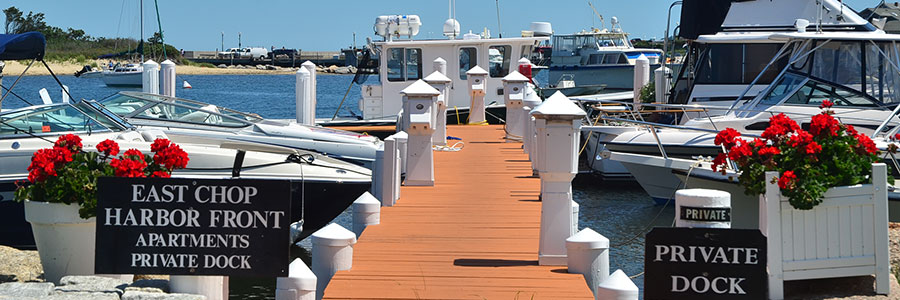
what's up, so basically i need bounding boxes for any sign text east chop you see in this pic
[95,177,291,277]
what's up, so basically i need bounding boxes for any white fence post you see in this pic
[170,275,228,300]
[276,258,317,300]
[595,269,638,300]
[566,228,609,296]
[311,223,356,300]
[352,192,381,237]
[142,59,160,95]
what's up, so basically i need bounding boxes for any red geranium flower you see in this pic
[778,171,797,190]
[153,144,190,170]
[96,139,119,157]
[711,153,727,173]
[714,128,741,148]
[856,134,878,155]
[110,156,147,177]
[762,113,800,140]
[53,134,82,152]
[810,113,840,137]
[819,99,833,109]
[150,171,171,178]
[122,149,145,161]
[150,138,171,152]
[894,133,900,141]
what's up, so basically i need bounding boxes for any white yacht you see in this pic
[548,19,664,92]
[0,101,372,247]
[101,63,143,87]
[97,91,382,168]
[343,15,549,125]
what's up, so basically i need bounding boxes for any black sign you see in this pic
[95,177,291,277]
[644,228,767,300]
[680,206,731,222]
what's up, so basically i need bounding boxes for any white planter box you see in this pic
[761,163,890,299]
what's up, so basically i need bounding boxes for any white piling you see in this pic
[352,192,381,237]
[400,80,439,186]
[523,106,534,155]
[295,68,313,125]
[566,228,610,296]
[142,59,160,95]
[502,71,529,141]
[61,85,69,103]
[276,258,317,300]
[532,92,586,266]
[572,200,580,234]
[311,223,356,300]
[160,59,176,98]
[170,275,228,300]
[632,55,649,108]
[653,66,672,103]
[301,61,317,124]
[466,66,488,124]
[675,188,731,228]
[433,57,447,75]
[395,131,408,176]
[375,135,401,206]
[595,269,639,300]
[424,69,451,146]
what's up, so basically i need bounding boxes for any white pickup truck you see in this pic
[217,47,270,60]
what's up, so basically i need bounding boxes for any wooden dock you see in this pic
[323,125,594,299]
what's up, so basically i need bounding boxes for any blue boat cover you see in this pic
[0,32,46,60]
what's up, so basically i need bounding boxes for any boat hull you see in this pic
[548,64,660,90]
[102,72,143,87]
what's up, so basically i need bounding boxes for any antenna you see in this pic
[588,2,605,29]
[140,0,144,62]
[495,0,502,38]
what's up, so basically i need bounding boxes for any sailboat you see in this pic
[101,0,148,87]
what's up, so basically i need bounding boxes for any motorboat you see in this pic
[101,63,143,87]
[547,19,664,93]
[337,14,550,127]
[96,91,381,168]
[0,101,372,248]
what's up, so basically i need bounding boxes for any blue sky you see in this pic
[2,0,882,51]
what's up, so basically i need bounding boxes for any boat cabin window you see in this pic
[588,54,603,65]
[695,43,787,85]
[0,105,110,137]
[489,45,511,77]
[782,77,878,107]
[602,53,626,64]
[459,47,477,80]
[386,48,422,82]
[553,36,576,56]
[134,102,249,128]
[520,45,533,59]
[786,40,900,105]
[757,72,806,106]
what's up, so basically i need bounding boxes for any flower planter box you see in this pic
[761,163,890,299]
[24,201,97,284]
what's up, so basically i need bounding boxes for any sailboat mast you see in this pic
[140,0,144,62]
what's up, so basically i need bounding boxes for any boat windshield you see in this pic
[100,92,263,128]
[0,104,117,137]
[746,71,881,115]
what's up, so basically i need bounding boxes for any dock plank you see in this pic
[323,125,594,299]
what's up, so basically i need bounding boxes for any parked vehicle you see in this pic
[218,47,271,60]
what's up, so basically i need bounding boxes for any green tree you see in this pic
[3,6,23,34]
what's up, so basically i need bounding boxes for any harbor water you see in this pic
[1,73,673,298]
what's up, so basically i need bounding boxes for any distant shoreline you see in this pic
[1,60,347,76]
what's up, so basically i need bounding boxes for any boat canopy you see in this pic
[0,32,45,60]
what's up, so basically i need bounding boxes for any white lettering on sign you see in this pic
[209,210,285,229]
[671,275,747,295]
[130,253,199,268]
[134,233,250,248]
[131,184,189,203]
[105,208,201,227]
[204,255,252,269]
[194,186,258,204]
[654,245,759,265]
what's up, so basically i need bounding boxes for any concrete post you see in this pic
[61,85,69,104]
[532,91,586,266]
[311,223,356,300]
[170,276,228,300]
[400,80,439,186]
[433,57,447,75]
[395,131,408,176]
[276,258,317,300]
[632,54,649,108]
[675,189,731,228]
[654,66,672,103]
[466,66,488,124]
[301,61,317,124]
[424,71,451,146]
[160,59,176,97]
[566,228,610,296]
[295,68,313,125]
[142,59,160,95]
[502,71,529,141]
[595,269,639,300]
[352,192,381,237]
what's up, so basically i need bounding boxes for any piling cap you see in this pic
[160,59,175,66]
[566,228,609,250]
[276,258,317,290]
[502,71,530,83]
[353,192,381,213]
[393,131,408,140]
[433,57,447,64]
[400,80,441,97]
[424,71,451,83]
[597,269,639,293]
[311,223,357,246]
[517,57,532,66]
[466,65,488,75]
[143,59,159,67]
[301,60,316,68]
[296,67,310,76]
[636,54,648,62]
[530,91,586,119]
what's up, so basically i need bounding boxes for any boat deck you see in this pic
[323,125,594,299]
